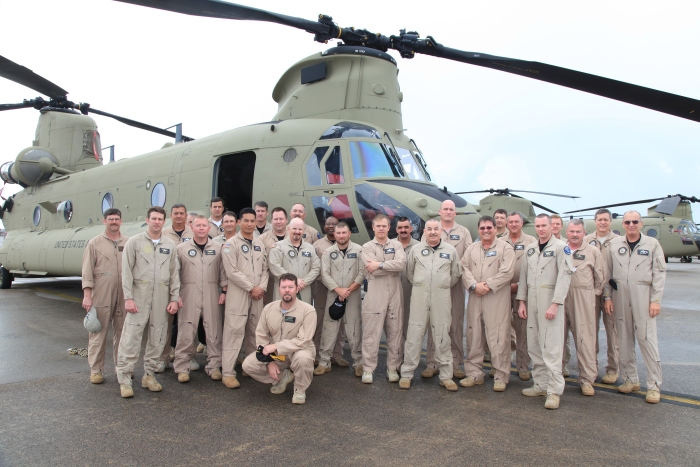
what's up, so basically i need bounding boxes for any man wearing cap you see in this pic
[399,219,462,391]
[460,216,515,392]
[360,214,406,384]
[268,217,320,305]
[561,219,604,396]
[116,207,180,398]
[604,210,666,404]
[504,211,537,381]
[516,213,572,410]
[213,211,238,244]
[312,216,348,367]
[259,207,289,304]
[82,208,129,384]
[396,217,420,344]
[208,197,225,238]
[314,222,365,377]
[423,200,473,379]
[242,273,317,404]
[583,208,620,384]
[220,208,269,389]
[173,215,227,383]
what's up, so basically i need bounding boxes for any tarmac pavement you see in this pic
[0,260,699,466]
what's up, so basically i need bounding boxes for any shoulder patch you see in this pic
[527,248,535,257]
[317,232,322,239]
[421,248,430,256]
[563,246,571,255]
[223,248,230,253]
[188,249,197,257]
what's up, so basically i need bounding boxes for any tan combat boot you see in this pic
[440,379,458,392]
[459,376,484,388]
[421,367,438,378]
[141,374,162,392]
[210,369,223,381]
[222,375,240,389]
[493,381,506,392]
[178,372,190,383]
[601,371,618,384]
[581,383,595,396]
[314,365,331,376]
[618,380,641,394]
[120,384,134,398]
[399,377,411,389]
[522,385,547,397]
[90,373,104,384]
[544,394,560,409]
[646,389,661,404]
[331,357,349,367]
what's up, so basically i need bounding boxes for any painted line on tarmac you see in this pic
[377,343,700,408]
[31,287,82,303]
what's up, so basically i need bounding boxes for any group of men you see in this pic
[82,197,665,409]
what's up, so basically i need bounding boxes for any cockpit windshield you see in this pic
[355,183,424,239]
[320,121,382,140]
[396,147,426,181]
[680,220,698,234]
[349,141,403,179]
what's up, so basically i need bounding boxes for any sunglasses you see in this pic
[479,226,494,231]
[623,220,640,225]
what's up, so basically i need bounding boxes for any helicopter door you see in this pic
[213,151,256,217]
[305,145,362,237]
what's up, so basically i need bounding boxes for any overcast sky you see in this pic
[1,0,699,228]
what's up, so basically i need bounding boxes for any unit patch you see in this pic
[574,253,585,260]
[543,251,554,257]
[159,248,170,255]
[205,250,216,255]
[618,247,627,255]
[288,250,297,258]
[486,251,497,257]
[638,249,650,256]
[439,253,450,259]
[449,235,460,241]
[241,245,250,253]
[514,245,524,250]
[421,249,430,256]
[589,240,597,246]
[527,248,535,256]
[563,246,571,255]
[317,232,322,239]
[330,252,339,260]
[188,249,197,257]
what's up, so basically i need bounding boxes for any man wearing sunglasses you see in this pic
[516,214,572,409]
[604,211,666,404]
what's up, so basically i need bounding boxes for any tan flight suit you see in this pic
[208,218,224,239]
[302,224,320,245]
[212,233,235,244]
[584,232,620,376]
[504,232,537,373]
[401,242,461,381]
[313,237,345,361]
[254,222,272,238]
[462,239,515,383]
[268,238,320,305]
[221,233,269,378]
[241,299,317,395]
[116,233,180,385]
[400,238,420,341]
[162,225,194,245]
[159,224,195,364]
[174,239,227,375]
[515,238,572,396]
[561,243,604,385]
[361,238,406,373]
[319,242,365,369]
[258,230,284,304]
[424,224,472,373]
[82,232,129,374]
[604,234,665,391]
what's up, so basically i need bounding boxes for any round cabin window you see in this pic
[646,228,658,238]
[33,206,41,226]
[151,183,166,207]
[102,192,114,214]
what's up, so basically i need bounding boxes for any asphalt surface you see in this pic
[1,261,699,466]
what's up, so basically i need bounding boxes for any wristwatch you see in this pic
[380,262,383,269]
[469,284,476,292]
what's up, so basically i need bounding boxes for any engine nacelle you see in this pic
[0,147,61,187]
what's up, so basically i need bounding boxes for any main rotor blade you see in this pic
[114,0,328,34]
[455,190,492,195]
[507,189,579,199]
[87,107,194,142]
[530,201,558,215]
[0,101,34,111]
[0,55,68,99]
[416,44,700,123]
[654,196,681,215]
[563,198,664,214]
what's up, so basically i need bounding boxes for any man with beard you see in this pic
[242,273,317,404]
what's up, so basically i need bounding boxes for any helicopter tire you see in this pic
[0,266,13,289]
[688,257,693,263]
[664,256,669,263]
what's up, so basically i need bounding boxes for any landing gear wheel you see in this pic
[680,256,692,263]
[0,266,13,289]
[664,256,669,263]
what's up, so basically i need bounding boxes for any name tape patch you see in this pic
[638,249,649,256]
[514,245,524,250]
[440,253,450,259]
[486,251,497,257]
[254,245,261,251]
[449,235,460,240]
[543,251,554,257]
[302,251,312,257]
[205,250,216,255]
[159,248,170,254]
[384,248,395,254]
[284,315,296,323]
[347,253,357,258]
[574,253,585,260]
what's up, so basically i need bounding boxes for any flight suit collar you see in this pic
[235,231,255,244]
[507,232,527,245]
[371,237,393,247]
[100,231,127,243]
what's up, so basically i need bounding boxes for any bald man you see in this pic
[422,200,473,379]
[290,203,320,245]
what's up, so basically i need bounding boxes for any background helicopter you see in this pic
[0,0,695,288]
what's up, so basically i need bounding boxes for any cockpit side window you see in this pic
[325,146,344,185]
[396,147,426,181]
[306,146,329,187]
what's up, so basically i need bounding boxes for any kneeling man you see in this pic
[242,273,317,404]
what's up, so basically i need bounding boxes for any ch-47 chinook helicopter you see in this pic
[564,194,700,263]
[1,0,700,289]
